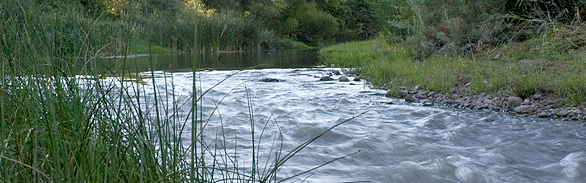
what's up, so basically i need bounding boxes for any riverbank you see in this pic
[320,40,586,123]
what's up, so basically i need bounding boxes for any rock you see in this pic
[533,93,543,100]
[405,95,417,102]
[416,90,428,99]
[353,76,361,81]
[427,91,437,98]
[570,109,583,115]
[422,102,434,106]
[259,78,280,82]
[514,105,534,114]
[339,76,349,82]
[385,90,395,98]
[537,112,551,118]
[507,96,523,106]
[411,85,420,94]
[332,70,341,75]
[398,90,408,98]
[557,109,570,117]
[319,76,334,81]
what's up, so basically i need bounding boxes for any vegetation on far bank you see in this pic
[322,0,586,106]
[322,35,586,106]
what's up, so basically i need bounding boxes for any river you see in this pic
[99,50,586,183]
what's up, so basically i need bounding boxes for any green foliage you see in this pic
[291,2,340,44]
[504,0,586,23]
[141,0,184,15]
[370,0,586,60]
[1,0,359,182]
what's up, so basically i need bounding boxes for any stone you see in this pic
[507,96,523,106]
[339,76,349,82]
[411,85,420,94]
[332,70,341,75]
[405,95,417,102]
[398,90,408,98]
[353,76,361,81]
[537,112,550,118]
[427,91,437,98]
[571,109,583,115]
[416,90,428,99]
[385,90,395,98]
[259,78,280,82]
[319,76,334,81]
[422,102,434,106]
[557,110,570,117]
[514,105,534,114]
[533,93,543,100]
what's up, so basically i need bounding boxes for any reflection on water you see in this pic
[89,49,320,73]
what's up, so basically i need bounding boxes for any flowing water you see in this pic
[100,50,586,183]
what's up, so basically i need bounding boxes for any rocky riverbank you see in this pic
[317,69,586,123]
[385,85,586,122]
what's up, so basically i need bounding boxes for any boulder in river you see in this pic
[353,76,361,81]
[319,76,335,81]
[259,78,280,82]
[332,70,341,75]
[339,76,349,82]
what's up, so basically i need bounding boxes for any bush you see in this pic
[373,0,586,60]
[290,2,339,44]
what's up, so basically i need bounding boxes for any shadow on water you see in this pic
[87,49,320,74]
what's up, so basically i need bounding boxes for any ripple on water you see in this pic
[123,69,586,183]
[560,152,586,180]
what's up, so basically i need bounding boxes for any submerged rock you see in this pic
[319,76,335,81]
[259,78,280,82]
[339,76,349,82]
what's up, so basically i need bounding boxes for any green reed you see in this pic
[0,1,359,182]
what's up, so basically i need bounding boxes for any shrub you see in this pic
[290,2,339,44]
[374,0,586,60]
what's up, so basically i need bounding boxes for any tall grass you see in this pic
[136,11,267,52]
[1,0,358,182]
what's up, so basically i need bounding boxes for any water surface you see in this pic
[103,50,586,183]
